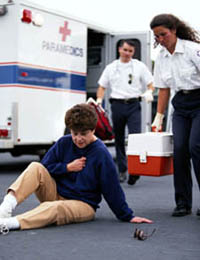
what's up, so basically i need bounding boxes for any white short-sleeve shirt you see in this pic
[154,38,200,92]
[98,59,153,99]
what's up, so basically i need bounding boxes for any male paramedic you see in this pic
[96,39,154,184]
[0,103,152,232]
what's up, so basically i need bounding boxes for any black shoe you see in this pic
[172,205,191,217]
[196,208,200,216]
[127,175,140,185]
[119,172,127,183]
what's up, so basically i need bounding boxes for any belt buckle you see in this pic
[124,99,129,104]
[182,90,190,94]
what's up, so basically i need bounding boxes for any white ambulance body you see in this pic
[0,0,152,157]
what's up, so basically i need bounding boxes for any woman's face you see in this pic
[153,26,177,53]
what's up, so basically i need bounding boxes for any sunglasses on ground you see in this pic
[133,228,156,241]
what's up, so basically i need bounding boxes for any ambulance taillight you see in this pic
[21,9,32,23]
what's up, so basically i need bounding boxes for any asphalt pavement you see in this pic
[0,151,200,260]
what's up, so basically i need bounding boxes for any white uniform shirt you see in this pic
[98,59,153,99]
[154,38,200,92]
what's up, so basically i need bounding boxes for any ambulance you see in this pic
[0,0,152,157]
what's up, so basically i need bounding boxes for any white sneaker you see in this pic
[0,194,17,218]
[0,207,12,218]
[0,217,19,231]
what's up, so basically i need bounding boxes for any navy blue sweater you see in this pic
[41,135,134,221]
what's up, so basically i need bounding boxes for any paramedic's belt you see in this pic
[180,89,200,95]
[109,97,141,104]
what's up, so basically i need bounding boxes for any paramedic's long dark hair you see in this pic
[150,13,200,47]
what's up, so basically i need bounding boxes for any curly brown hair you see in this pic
[65,103,97,132]
[150,13,200,47]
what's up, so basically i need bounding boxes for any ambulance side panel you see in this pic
[0,1,87,154]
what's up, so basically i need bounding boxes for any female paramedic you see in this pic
[150,13,200,217]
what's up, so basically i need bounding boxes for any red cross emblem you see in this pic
[59,21,71,42]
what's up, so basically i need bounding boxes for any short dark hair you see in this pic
[118,39,135,48]
[65,103,97,132]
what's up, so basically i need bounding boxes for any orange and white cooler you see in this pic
[127,132,174,177]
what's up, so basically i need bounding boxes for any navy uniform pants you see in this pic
[172,90,200,209]
[110,100,141,173]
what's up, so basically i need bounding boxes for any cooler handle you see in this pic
[139,151,147,163]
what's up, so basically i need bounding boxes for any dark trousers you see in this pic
[172,90,200,208]
[111,100,141,173]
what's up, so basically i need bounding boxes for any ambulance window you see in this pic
[116,39,141,60]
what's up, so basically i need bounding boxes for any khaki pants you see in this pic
[9,162,95,230]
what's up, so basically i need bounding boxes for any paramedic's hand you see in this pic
[130,216,153,224]
[96,98,104,111]
[67,157,86,172]
[151,112,164,132]
[96,97,103,105]
[141,89,154,103]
